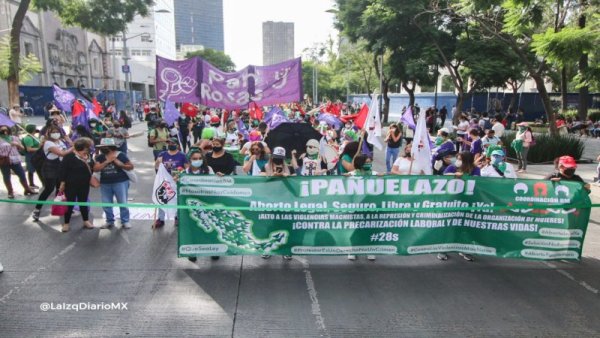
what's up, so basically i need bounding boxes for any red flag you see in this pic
[222,110,230,126]
[72,100,85,118]
[248,102,263,121]
[353,104,369,129]
[92,98,103,114]
[181,102,198,117]
[295,102,306,116]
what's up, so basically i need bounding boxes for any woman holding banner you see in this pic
[347,154,377,262]
[205,138,236,176]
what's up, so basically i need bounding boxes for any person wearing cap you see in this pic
[512,122,533,173]
[108,120,129,154]
[153,137,188,228]
[149,120,169,160]
[545,156,590,191]
[32,125,73,221]
[22,124,41,188]
[93,138,134,229]
[384,123,403,173]
[481,150,517,178]
[291,139,327,176]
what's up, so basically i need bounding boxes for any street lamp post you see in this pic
[378,54,383,114]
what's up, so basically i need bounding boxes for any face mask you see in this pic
[168,145,178,151]
[434,136,443,146]
[50,132,61,139]
[455,160,462,167]
[345,125,351,129]
[563,168,576,176]
[191,160,203,168]
[273,158,284,165]
[306,146,318,156]
[492,156,503,165]
[212,146,223,152]
[100,148,110,155]
[363,163,372,171]
[90,123,96,127]
[519,127,526,132]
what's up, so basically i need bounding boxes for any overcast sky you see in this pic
[223,0,338,69]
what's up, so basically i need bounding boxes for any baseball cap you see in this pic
[439,127,450,134]
[210,115,220,124]
[558,155,577,168]
[272,146,286,159]
[491,150,505,157]
[97,138,118,147]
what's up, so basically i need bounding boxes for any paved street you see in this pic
[1,120,600,337]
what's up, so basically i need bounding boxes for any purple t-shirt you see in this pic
[443,164,481,176]
[470,138,483,155]
[158,151,188,174]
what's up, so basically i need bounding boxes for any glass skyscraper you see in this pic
[174,0,224,52]
[262,21,294,66]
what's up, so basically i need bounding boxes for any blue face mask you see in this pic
[191,160,203,168]
[492,156,503,165]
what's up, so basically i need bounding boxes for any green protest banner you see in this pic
[177,175,591,260]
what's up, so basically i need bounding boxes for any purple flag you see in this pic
[53,84,76,112]
[361,137,373,158]
[268,112,290,130]
[236,118,250,140]
[164,100,180,126]
[156,56,303,110]
[82,99,99,121]
[0,113,15,127]
[264,106,281,124]
[401,106,416,130]
[317,113,343,129]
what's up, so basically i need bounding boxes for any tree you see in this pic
[4,0,153,106]
[0,34,42,85]
[185,48,236,72]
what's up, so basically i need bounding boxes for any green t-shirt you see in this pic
[152,128,169,151]
[22,135,40,151]
[338,154,353,174]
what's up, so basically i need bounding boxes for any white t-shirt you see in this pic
[392,157,425,175]
[44,140,67,160]
[9,108,22,124]
[481,163,517,178]
[456,121,469,134]
[492,122,505,137]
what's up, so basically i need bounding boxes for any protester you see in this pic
[347,154,378,261]
[391,143,427,175]
[443,151,481,178]
[145,107,160,129]
[22,124,41,188]
[291,139,327,176]
[191,115,205,144]
[243,141,269,176]
[481,150,517,178]
[224,121,238,146]
[108,121,129,154]
[32,126,73,221]
[481,129,502,150]
[201,115,223,140]
[545,156,590,191]
[263,146,293,260]
[468,128,484,159]
[433,150,456,175]
[154,138,188,228]
[384,123,403,173]
[492,116,505,137]
[93,138,133,229]
[0,125,37,199]
[58,138,95,232]
[512,122,533,173]
[89,119,105,147]
[205,138,236,176]
[177,110,192,151]
[338,141,359,175]
[149,120,169,160]
[455,115,469,151]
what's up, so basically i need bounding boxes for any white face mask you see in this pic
[50,132,61,140]
[455,160,462,167]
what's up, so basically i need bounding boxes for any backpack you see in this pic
[483,119,493,130]
[527,128,536,146]
[30,146,47,172]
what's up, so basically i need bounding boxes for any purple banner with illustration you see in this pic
[156,56,303,109]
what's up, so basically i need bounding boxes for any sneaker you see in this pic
[31,209,40,222]
[0,261,3,273]
[347,254,357,261]
[121,223,131,229]
[283,255,292,260]
[437,253,449,261]
[367,255,376,261]
[152,220,165,228]
[61,224,70,232]
[188,257,197,262]
[261,254,271,259]
[459,252,474,261]
[100,223,114,229]
[211,256,220,260]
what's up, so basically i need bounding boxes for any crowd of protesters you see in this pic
[0,98,592,271]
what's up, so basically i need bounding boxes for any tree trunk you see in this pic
[532,73,558,135]
[560,66,568,114]
[578,7,588,121]
[7,0,31,107]
[453,88,465,124]
[403,82,415,107]
[509,83,518,114]
[382,80,390,123]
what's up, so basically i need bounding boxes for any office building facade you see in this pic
[262,21,294,66]
[174,0,224,52]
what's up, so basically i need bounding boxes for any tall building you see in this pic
[174,0,224,52]
[262,21,294,66]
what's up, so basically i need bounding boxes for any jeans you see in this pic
[385,147,400,173]
[100,180,130,224]
[1,162,29,191]
[517,147,529,170]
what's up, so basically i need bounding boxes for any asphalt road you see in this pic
[1,120,600,337]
